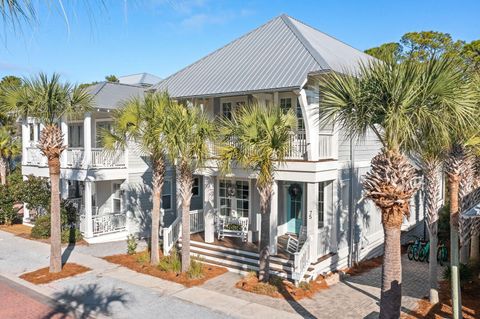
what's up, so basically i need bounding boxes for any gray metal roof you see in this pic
[118,73,162,86]
[153,14,374,98]
[86,82,145,109]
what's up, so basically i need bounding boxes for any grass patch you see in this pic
[20,263,91,285]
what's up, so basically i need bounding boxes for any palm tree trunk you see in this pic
[49,156,62,273]
[179,163,193,273]
[428,222,439,304]
[424,161,440,304]
[258,184,272,282]
[150,158,165,265]
[448,173,462,319]
[0,157,7,185]
[379,221,402,319]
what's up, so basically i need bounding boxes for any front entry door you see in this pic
[286,183,303,234]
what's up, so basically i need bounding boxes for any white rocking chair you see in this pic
[286,226,307,254]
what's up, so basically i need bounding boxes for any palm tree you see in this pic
[318,58,458,318]
[0,125,21,184]
[164,102,215,272]
[3,73,92,273]
[103,91,172,265]
[218,104,296,282]
[408,58,479,305]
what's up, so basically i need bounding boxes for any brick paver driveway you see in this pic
[0,275,70,319]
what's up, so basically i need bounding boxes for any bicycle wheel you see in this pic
[418,247,427,262]
[413,246,421,261]
[407,244,415,260]
[437,247,448,266]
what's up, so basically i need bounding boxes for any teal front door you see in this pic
[286,184,303,234]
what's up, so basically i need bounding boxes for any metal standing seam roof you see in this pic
[86,82,146,109]
[118,73,162,86]
[152,14,374,98]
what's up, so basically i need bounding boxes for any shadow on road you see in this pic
[42,283,131,319]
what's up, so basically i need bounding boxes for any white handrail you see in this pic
[163,216,181,256]
[292,235,312,283]
[190,209,204,234]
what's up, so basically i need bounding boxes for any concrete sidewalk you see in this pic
[0,231,300,319]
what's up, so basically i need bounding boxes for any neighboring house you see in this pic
[118,73,162,87]
[21,15,428,282]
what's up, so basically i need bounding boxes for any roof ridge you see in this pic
[286,15,369,57]
[104,81,146,89]
[152,15,285,91]
[280,15,330,71]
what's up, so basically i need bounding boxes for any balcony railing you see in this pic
[318,133,333,160]
[25,146,126,169]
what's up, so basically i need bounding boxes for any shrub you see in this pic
[299,281,312,291]
[187,256,204,279]
[61,228,82,244]
[443,263,474,283]
[127,234,138,255]
[158,248,181,272]
[136,251,149,263]
[0,184,21,225]
[252,282,278,295]
[30,214,51,239]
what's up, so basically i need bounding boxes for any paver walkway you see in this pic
[0,230,442,318]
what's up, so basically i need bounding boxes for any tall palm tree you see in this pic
[3,73,92,273]
[408,58,479,305]
[164,102,215,272]
[318,58,459,318]
[218,104,296,282]
[103,91,172,265]
[0,125,21,184]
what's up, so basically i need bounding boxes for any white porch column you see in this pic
[203,175,215,243]
[306,182,319,263]
[83,112,92,168]
[83,180,94,238]
[269,180,278,255]
[21,119,29,165]
[298,89,319,161]
[60,116,68,168]
[22,175,30,223]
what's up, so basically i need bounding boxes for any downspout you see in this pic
[348,136,356,267]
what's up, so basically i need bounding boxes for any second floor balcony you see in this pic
[25,146,126,169]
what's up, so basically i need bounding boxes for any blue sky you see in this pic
[1,0,479,84]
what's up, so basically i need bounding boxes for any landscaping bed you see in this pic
[20,263,91,285]
[236,272,328,300]
[405,279,480,319]
[344,255,383,276]
[0,223,87,246]
[103,250,228,287]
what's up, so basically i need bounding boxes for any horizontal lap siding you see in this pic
[338,129,381,163]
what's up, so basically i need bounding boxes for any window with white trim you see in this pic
[96,121,113,147]
[219,179,249,218]
[68,124,84,147]
[112,183,122,213]
[318,182,325,228]
[192,177,200,197]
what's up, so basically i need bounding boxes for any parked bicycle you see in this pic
[407,236,448,265]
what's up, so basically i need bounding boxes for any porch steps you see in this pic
[178,239,295,279]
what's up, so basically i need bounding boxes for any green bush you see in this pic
[127,234,138,255]
[158,248,181,272]
[443,263,474,283]
[0,184,21,225]
[136,251,149,263]
[30,214,51,239]
[61,228,82,244]
[187,256,204,279]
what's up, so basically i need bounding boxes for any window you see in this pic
[192,177,200,197]
[280,98,292,113]
[29,124,35,141]
[68,124,84,147]
[96,121,112,147]
[112,183,122,213]
[296,99,306,131]
[219,179,249,217]
[235,181,249,218]
[318,182,325,228]
[222,102,232,120]
[162,180,172,210]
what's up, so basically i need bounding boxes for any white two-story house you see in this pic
[21,16,427,282]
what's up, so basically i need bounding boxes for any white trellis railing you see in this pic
[292,235,312,283]
[91,148,126,168]
[190,209,204,234]
[92,212,127,236]
[286,131,307,160]
[66,148,85,167]
[26,147,47,166]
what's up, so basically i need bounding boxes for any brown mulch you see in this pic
[403,280,480,319]
[236,273,329,300]
[20,263,91,285]
[0,224,88,246]
[103,251,228,287]
[344,255,383,276]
